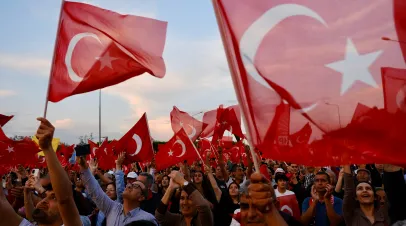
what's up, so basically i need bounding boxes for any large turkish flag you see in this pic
[48,2,167,102]
[214,0,406,164]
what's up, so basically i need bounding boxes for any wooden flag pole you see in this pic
[211,0,260,171]
[43,0,66,118]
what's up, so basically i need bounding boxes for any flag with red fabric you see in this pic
[170,106,207,141]
[0,114,13,127]
[155,128,199,171]
[214,0,406,165]
[382,67,406,113]
[200,108,218,138]
[48,1,167,102]
[115,113,154,164]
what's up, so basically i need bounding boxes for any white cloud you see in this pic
[0,53,50,77]
[0,90,17,97]
[54,118,74,129]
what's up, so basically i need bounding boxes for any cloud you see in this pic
[0,53,50,77]
[0,90,17,97]
[54,118,74,129]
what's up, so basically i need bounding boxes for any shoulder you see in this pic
[19,219,35,226]
[302,197,310,206]
[333,196,343,204]
[139,209,157,219]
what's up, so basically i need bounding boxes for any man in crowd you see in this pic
[0,117,83,226]
[301,171,343,226]
[77,156,158,225]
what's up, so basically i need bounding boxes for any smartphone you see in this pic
[75,144,90,156]
[31,169,40,178]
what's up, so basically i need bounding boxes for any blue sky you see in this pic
[0,0,238,143]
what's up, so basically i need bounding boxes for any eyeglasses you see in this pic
[126,183,142,190]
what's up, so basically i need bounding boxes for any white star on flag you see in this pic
[168,150,173,157]
[95,51,118,70]
[325,38,383,95]
[6,146,14,153]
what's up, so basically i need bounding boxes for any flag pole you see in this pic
[211,0,260,171]
[99,89,102,144]
[43,0,65,118]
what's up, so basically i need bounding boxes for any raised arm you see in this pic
[342,165,356,222]
[115,152,126,203]
[170,170,214,226]
[217,147,229,182]
[204,154,222,202]
[155,178,181,225]
[36,117,81,226]
[324,184,342,226]
[77,156,116,215]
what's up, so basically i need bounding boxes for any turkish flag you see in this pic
[97,140,118,170]
[88,139,99,160]
[0,114,13,127]
[200,108,218,138]
[48,2,167,102]
[351,103,373,123]
[275,190,301,219]
[212,106,244,141]
[115,113,154,164]
[170,106,207,141]
[214,0,406,164]
[0,128,40,167]
[382,67,406,113]
[289,123,312,147]
[155,128,199,171]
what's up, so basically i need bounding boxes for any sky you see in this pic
[0,0,239,144]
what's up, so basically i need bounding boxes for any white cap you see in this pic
[274,168,285,176]
[127,172,138,179]
[107,170,114,175]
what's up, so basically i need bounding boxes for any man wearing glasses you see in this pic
[77,156,158,226]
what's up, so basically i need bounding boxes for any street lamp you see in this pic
[325,102,342,128]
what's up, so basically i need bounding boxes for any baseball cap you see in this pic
[355,168,371,175]
[274,168,285,176]
[127,172,138,179]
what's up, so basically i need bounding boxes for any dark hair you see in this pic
[139,172,154,188]
[275,173,288,182]
[161,175,170,184]
[315,171,331,184]
[355,181,379,208]
[106,182,116,190]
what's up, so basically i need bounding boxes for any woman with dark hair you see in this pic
[159,175,170,195]
[228,181,240,211]
[343,165,389,225]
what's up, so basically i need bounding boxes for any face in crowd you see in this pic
[180,190,197,217]
[228,182,239,197]
[193,171,203,184]
[161,175,169,188]
[355,182,375,205]
[32,191,62,225]
[122,181,147,203]
[105,183,117,200]
[314,173,330,194]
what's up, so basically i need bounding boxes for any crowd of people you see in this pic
[1,118,406,226]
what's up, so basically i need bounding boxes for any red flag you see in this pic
[97,140,117,170]
[155,128,199,171]
[200,108,218,138]
[170,107,207,141]
[290,123,312,147]
[48,2,167,102]
[0,114,13,127]
[382,67,406,114]
[275,190,301,219]
[351,103,373,123]
[88,139,99,160]
[115,113,154,164]
[214,0,406,164]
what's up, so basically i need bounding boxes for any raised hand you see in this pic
[248,173,273,213]
[115,152,125,170]
[311,185,319,202]
[35,117,55,150]
[324,184,333,200]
